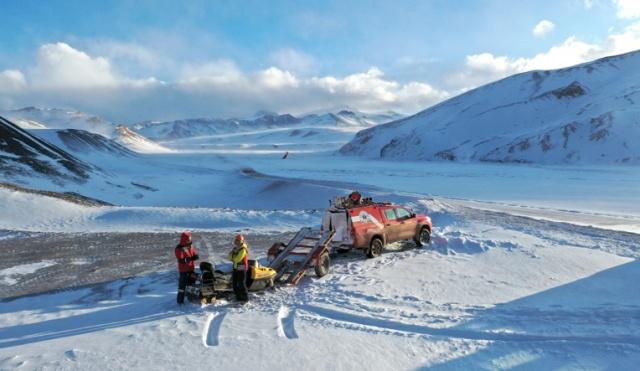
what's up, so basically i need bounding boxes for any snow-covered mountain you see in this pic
[340,50,640,164]
[33,128,135,158]
[113,125,173,153]
[1,107,171,154]
[2,107,115,137]
[0,116,96,183]
[132,110,403,140]
[302,110,404,128]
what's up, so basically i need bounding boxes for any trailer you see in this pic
[267,227,335,285]
[184,227,335,304]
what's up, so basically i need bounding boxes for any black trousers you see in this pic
[232,269,249,302]
[177,271,194,304]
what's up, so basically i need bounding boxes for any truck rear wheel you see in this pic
[314,252,330,278]
[414,227,431,247]
[367,237,384,258]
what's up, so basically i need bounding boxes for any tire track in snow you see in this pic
[203,312,226,347]
[277,306,298,339]
[300,304,640,346]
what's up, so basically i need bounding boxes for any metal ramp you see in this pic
[268,227,335,285]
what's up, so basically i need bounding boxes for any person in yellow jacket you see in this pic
[229,234,249,302]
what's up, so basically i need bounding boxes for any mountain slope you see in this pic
[31,128,136,157]
[2,107,171,154]
[113,125,173,153]
[132,110,403,140]
[340,50,640,164]
[0,116,96,182]
[2,107,115,137]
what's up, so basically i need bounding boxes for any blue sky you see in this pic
[1,0,639,122]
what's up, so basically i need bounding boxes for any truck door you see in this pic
[395,207,418,240]
[382,207,401,243]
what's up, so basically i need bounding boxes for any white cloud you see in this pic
[180,59,243,85]
[0,42,449,121]
[308,68,448,112]
[87,39,166,73]
[448,21,640,90]
[312,68,396,99]
[5,16,639,123]
[269,48,317,75]
[256,67,299,89]
[613,0,640,18]
[532,20,555,37]
[0,70,27,93]
[27,42,160,91]
[30,42,120,89]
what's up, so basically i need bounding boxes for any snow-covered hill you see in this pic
[114,125,173,154]
[33,129,135,158]
[0,116,96,183]
[1,107,171,154]
[132,110,403,140]
[340,50,640,164]
[2,107,116,137]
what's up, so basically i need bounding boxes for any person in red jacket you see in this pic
[175,231,199,304]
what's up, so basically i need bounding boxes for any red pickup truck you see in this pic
[321,193,433,258]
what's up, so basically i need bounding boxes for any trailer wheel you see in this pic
[314,253,330,278]
[367,237,384,258]
[268,242,286,263]
[414,227,431,247]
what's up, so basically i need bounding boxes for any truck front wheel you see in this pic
[414,227,431,247]
[367,237,384,258]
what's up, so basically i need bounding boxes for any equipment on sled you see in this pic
[184,260,277,304]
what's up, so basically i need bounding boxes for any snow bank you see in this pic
[0,187,321,233]
[0,261,56,285]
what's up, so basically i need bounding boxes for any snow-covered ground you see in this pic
[1,197,639,370]
[1,100,640,369]
[0,186,321,233]
[0,261,56,285]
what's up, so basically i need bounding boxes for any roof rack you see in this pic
[329,192,389,210]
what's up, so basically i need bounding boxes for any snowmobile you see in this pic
[184,260,277,304]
